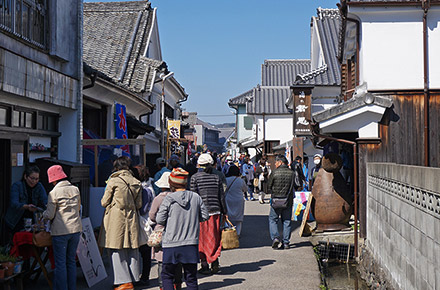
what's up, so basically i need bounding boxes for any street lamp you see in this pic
[160,71,174,157]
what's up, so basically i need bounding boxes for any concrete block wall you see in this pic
[367,163,440,290]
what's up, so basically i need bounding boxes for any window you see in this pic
[12,108,35,128]
[243,116,253,130]
[164,103,174,120]
[0,0,47,48]
[0,106,10,126]
[37,112,58,132]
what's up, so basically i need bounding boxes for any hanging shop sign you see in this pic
[115,103,130,156]
[292,88,312,136]
[167,120,182,156]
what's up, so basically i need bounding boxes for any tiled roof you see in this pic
[196,118,221,132]
[294,8,341,86]
[228,89,253,107]
[83,1,165,93]
[246,86,292,115]
[261,59,311,86]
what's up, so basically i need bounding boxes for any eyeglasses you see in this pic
[27,176,39,181]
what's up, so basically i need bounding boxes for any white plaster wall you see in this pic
[352,7,424,90]
[237,113,253,142]
[428,7,440,89]
[194,125,204,146]
[256,115,293,145]
[310,17,325,70]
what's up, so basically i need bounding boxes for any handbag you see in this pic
[147,228,163,248]
[253,177,259,188]
[221,218,239,250]
[271,171,296,210]
[138,215,153,246]
[32,230,52,247]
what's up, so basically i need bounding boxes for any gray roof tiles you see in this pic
[246,86,292,115]
[228,89,253,107]
[83,1,164,93]
[262,59,311,86]
[294,8,341,86]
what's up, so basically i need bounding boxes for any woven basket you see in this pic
[221,219,239,250]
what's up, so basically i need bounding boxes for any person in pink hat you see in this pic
[43,165,82,290]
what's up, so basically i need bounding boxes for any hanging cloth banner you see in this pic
[115,103,130,156]
[167,120,181,156]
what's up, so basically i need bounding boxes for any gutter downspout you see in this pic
[83,70,97,90]
[312,133,359,258]
[262,113,266,154]
[423,0,430,167]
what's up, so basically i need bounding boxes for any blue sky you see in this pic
[85,0,340,124]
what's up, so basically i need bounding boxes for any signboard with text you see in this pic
[292,88,312,136]
[167,120,182,157]
[115,103,130,156]
[77,218,107,287]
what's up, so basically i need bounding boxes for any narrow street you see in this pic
[26,197,321,290]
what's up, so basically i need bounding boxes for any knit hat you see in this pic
[168,168,189,189]
[169,154,180,162]
[197,153,213,166]
[47,165,67,183]
[155,172,171,189]
[156,157,166,165]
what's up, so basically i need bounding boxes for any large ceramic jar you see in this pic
[311,153,353,231]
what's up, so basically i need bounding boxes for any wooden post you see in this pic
[94,145,98,187]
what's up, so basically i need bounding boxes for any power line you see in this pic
[196,114,235,117]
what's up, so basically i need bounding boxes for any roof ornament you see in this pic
[295,64,328,82]
[317,7,341,20]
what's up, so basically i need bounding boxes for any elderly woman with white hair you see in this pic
[190,153,227,275]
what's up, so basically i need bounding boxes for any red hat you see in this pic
[47,165,67,183]
[168,168,189,188]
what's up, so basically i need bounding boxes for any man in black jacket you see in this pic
[268,154,294,250]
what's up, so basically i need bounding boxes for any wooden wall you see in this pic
[358,92,440,237]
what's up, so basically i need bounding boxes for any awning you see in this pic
[127,116,155,138]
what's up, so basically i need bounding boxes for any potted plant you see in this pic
[0,254,16,277]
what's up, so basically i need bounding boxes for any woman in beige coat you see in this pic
[99,156,142,290]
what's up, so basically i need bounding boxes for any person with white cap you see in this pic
[310,153,322,190]
[153,157,171,195]
[43,165,82,290]
[190,153,227,275]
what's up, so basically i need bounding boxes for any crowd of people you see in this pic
[3,149,325,290]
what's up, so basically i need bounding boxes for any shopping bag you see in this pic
[221,218,239,250]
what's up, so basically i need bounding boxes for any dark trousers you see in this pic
[139,244,152,280]
[162,263,197,290]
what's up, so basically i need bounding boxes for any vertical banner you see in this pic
[167,120,181,157]
[77,218,107,287]
[292,88,312,136]
[115,103,130,156]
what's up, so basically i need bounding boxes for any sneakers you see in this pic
[211,259,220,274]
[271,238,280,249]
[279,243,290,250]
[198,266,212,275]
[250,197,256,201]
[114,283,134,290]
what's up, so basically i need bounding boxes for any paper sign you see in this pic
[17,153,24,166]
[77,218,107,287]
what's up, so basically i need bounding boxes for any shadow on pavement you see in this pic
[239,215,301,249]
[199,278,246,290]
[217,259,276,275]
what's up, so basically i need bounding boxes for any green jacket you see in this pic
[268,164,294,199]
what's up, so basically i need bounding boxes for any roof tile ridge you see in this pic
[316,7,341,20]
[295,64,328,82]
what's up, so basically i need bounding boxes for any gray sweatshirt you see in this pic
[156,190,209,248]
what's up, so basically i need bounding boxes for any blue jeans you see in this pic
[52,232,80,290]
[268,205,292,245]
